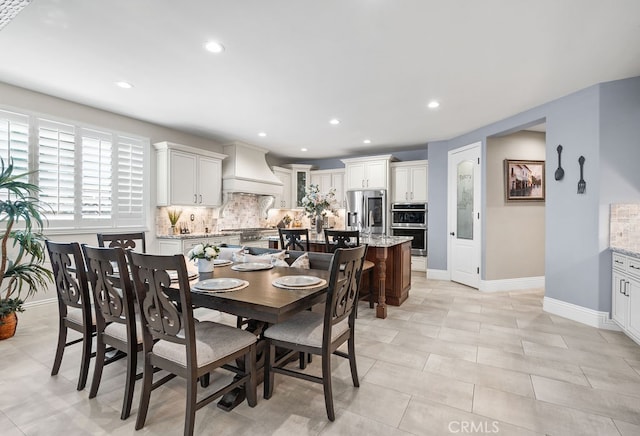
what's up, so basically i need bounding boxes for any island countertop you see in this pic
[266,234,412,247]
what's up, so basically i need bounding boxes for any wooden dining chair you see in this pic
[127,251,257,436]
[263,245,367,421]
[278,228,310,251]
[324,229,375,309]
[97,231,146,253]
[82,245,142,420]
[46,240,95,391]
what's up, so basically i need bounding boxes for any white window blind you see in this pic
[115,136,145,225]
[81,128,112,220]
[38,119,75,220]
[0,110,30,200]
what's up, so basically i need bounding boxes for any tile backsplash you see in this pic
[610,203,640,252]
[156,193,345,235]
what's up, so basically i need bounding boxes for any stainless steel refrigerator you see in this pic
[345,189,387,234]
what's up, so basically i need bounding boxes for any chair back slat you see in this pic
[46,241,91,312]
[324,230,360,253]
[127,252,194,348]
[324,245,367,334]
[97,232,146,253]
[83,245,134,326]
[278,228,310,251]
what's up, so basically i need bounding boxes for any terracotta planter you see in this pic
[0,312,18,340]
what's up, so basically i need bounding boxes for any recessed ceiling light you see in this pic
[427,100,440,109]
[301,148,308,152]
[329,118,340,125]
[115,81,133,89]
[363,139,371,144]
[204,40,225,53]
[258,132,267,137]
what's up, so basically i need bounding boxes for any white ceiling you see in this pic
[1,1,639,159]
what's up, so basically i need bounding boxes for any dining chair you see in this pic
[263,245,367,421]
[278,228,310,251]
[97,231,147,253]
[82,244,142,420]
[324,230,375,309]
[46,240,95,391]
[127,251,257,436]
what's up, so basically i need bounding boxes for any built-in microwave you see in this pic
[391,203,427,227]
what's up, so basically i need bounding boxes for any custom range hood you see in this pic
[221,142,283,196]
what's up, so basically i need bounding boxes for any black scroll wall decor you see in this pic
[577,156,586,194]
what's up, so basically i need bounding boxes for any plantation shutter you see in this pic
[81,128,112,221]
[115,135,145,226]
[37,119,75,220]
[0,110,30,200]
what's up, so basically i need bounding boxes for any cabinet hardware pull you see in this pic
[199,194,202,203]
[620,279,626,294]
[624,280,630,297]
[631,265,640,270]
[193,194,197,203]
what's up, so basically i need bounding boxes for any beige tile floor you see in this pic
[2,276,640,435]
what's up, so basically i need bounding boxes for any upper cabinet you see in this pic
[284,164,313,208]
[342,155,393,191]
[154,141,227,207]
[391,160,428,203]
[310,168,345,208]
[272,166,293,209]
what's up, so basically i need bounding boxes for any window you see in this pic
[0,108,148,230]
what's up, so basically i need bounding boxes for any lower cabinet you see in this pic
[611,252,640,345]
[158,235,241,256]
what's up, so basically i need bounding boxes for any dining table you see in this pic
[184,261,332,411]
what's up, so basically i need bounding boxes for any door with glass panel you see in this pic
[448,143,481,288]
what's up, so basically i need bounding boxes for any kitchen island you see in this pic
[269,233,412,318]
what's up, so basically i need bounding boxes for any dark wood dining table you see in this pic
[188,264,331,324]
[186,263,331,411]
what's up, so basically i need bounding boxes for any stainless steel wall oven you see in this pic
[391,203,427,256]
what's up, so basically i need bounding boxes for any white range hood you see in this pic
[221,142,283,196]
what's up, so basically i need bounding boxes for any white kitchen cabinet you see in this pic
[285,164,313,208]
[154,141,226,207]
[342,155,393,191]
[272,166,292,208]
[310,168,345,208]
[391,160,428,203]
[157,234,241,256]
[611,252,640,345]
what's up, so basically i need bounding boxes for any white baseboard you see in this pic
[543,296,621,330]
[479,276,545,292]
[23,298,57,308]
[427,269,449,281]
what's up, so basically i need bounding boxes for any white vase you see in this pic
[197,258,215,273]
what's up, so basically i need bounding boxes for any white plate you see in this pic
[193,278,246,291]
[168,271,198,282]
[213,259,233,266]
[231,262,274,271]
[274,275,322,287]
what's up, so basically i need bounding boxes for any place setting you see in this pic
[231,262,274,272]
[272,275,327,290]
[191,277,249,294]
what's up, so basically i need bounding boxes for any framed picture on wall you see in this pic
[504,159,545,202]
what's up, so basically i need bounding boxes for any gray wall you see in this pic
[486,131,545,280]
[428,75,640,314]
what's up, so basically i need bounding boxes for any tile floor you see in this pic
[2,276,640,435]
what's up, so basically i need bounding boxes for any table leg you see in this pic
[375,248,388,319]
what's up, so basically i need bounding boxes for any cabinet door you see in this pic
[273,169,292,208]
[612,270,629,327]
[628,277,640,340]
[158,240,182,256]
[392,166,410,202]
[365,160,387,189]
[198,156,222,206]
[182,238,210,255]
[331,171,345,207]
[346,162,366,190]
[170,151,198,205]
[410,165,428,202]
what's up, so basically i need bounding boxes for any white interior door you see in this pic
[448,143,481,288]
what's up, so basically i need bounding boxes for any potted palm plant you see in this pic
[0,159,52,340]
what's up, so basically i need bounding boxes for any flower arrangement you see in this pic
[187,243,219,261]
[300,184,339,218]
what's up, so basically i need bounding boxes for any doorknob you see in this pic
[450,232,455,236]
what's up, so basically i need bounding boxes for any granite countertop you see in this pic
[610,247,640,259]
[267,234,412,248]
[157,231,241,240]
